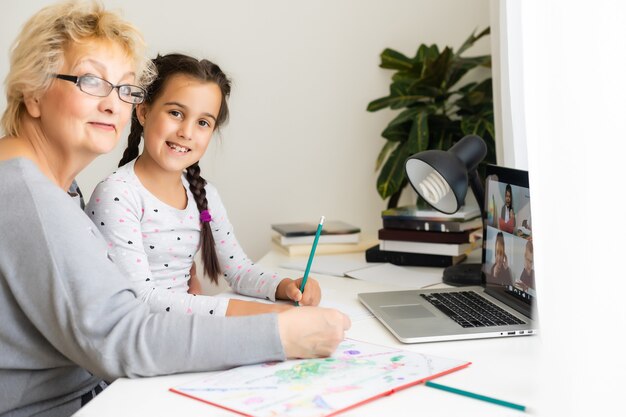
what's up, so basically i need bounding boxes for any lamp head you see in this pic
[405,135,487,214]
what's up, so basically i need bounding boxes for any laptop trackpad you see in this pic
[381,304,435,319]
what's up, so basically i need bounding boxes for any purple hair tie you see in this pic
[200,210,212,223]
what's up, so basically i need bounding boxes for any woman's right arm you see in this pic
[3,171,347,381]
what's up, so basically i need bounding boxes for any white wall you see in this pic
[520,1,626,416]
[1,0,490,260]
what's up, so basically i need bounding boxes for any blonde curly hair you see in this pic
[2,0,155,136]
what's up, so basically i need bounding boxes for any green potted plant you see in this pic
[367,27,496,209]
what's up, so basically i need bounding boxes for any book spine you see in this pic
[280,233,360,246]
[378,228,471,244]
[381,218,460,232]
[365,245,465,267]
[380,239,477,256]
[382,217,482,232]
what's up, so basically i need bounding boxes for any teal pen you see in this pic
[425,381,526,412]
[295,216,325,306]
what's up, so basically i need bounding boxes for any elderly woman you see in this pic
[0,2,349,416]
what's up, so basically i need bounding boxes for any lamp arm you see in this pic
[468,170,485,214]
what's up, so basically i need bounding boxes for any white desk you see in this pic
[76,251,538,417]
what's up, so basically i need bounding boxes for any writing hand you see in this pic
[278,307,351,358]
[276,277,321,306]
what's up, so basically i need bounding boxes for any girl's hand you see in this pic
[276,277,321,306]
[187,262,203,295]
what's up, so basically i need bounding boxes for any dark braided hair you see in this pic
[119,53,231,283]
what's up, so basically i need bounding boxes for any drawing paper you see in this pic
[171,339,470,417]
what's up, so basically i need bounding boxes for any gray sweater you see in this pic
[0,158,285,417]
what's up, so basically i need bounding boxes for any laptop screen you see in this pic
[481,165,534,304]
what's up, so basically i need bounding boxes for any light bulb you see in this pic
[418,171,450,205]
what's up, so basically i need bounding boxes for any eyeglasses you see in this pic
[55,74,147,104]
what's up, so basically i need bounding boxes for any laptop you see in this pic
[358,165,537,343]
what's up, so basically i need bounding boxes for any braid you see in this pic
[119,113,143,167]
[124,53,231,283]
[186,163,221,283]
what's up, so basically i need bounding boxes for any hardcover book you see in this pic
[379,238,482,257]
[271,235,376,257]
[382,217,483,232]
[365,245,467,267]
[271,220,360,237]
[381,204,480,222]
[273,231,360,246]
[378,228,475,244]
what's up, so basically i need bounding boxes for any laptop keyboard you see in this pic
[421,291,526,328]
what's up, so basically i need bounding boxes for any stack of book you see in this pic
[368,204,483,267]
[271,220,372,256]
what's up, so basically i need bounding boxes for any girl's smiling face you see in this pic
[136,73,222,174]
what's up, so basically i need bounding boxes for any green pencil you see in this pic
[425,380,526,412]
[295,216,325,306]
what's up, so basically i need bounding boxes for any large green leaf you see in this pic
[380,48,413,71]
[455,27,490,58]
[406,111,429,154]
[457,55,492,68]
[377,141,412,199]
[367,95,393,112]
[376,140,398,171]
[447,57,491,89]
[446,27,491,88]
[421,47,454,89]
[450,57,492,82]
[388,82,435,110]
[454,79,493,113]
[411,44,440,76]
[381,121,411,142]
[367,80,435,111]
[387,107,420,127]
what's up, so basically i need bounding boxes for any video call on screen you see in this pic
[482,175,534,302]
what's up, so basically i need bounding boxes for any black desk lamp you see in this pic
[404,134,487,286]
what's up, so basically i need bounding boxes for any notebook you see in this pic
[358,165,537,343]
[170,338,470,417]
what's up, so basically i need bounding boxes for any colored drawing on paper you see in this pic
[174,339,469,417]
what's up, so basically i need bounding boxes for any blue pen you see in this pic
[296,216,325,306]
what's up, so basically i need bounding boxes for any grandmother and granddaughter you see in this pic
[0,1,349,416]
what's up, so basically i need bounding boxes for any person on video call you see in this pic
[490,232,513,285]
[517,240,535,291]
[498,184,516,233]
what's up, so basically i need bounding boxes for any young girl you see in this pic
[498,183,516,233]
[490,231,513,286]
[86,53,321,316]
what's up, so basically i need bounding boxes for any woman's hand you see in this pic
[275,277,321,306]
[278,307,351,358]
